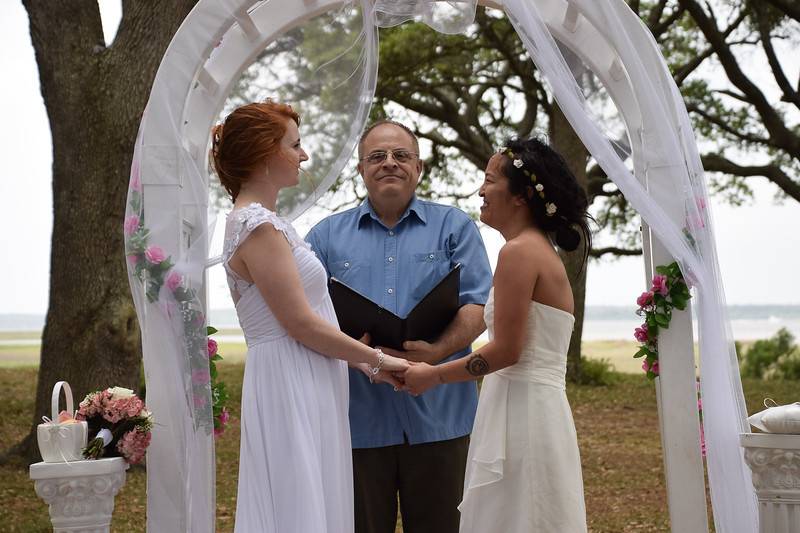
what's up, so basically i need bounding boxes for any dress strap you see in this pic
[223,203,309,264]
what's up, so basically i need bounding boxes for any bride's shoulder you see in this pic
[229,202,288,231]
[498,235,538,260]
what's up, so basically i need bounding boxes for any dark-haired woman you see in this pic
[212,100,408,533]
[402,138,589,532]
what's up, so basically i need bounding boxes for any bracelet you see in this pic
[368,349,384,383]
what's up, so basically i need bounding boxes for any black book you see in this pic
[329,264,461,351]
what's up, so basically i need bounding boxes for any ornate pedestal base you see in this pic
[29,457,129,532]
[740,433,800,533]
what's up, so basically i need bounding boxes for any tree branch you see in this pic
[762,0,800,22]
[701,154,800,202]
[755,8,800,109]
[686,103,770,145]
[679,0,800,157]
[590,246,643,258]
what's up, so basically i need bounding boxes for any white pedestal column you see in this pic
[740,433,800,533]
[29,457,129,533]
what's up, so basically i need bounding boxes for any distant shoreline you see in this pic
[3,306,800,343]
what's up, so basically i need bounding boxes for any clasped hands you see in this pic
[357,334,443,396]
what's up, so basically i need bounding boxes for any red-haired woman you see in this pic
[212,100,408,532]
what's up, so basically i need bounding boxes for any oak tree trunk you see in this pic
[8,0,198,462]
[550,104,590,382]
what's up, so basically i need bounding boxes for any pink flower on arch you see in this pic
[130,159,142,192]
[145,246,166,264]
[636,291,654,309]
[126,254,140,267]
[165,270,183,292]
[192,369,210,385]
[214,407,230,438]
[124,215,140,236]
[651,274,668,296]
[634,324,649,343]
[642,359,660,375]
[207,338,218,358]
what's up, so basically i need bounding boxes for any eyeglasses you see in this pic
[360,149,419,165]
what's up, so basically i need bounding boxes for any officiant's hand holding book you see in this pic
[329,264,462,352]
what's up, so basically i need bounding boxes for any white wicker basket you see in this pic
[36,381,88,462]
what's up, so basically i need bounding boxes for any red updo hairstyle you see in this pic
[210,99,300,201]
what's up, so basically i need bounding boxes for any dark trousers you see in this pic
[352,436,470,533]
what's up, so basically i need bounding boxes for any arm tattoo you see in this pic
[465,352,490,377]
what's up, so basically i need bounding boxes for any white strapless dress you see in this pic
[223,203,353,533]
[459,288,587,532]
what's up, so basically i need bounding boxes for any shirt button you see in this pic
[388,231,394,236]
[387,288,394,294]
[387,257,394,262]
[429,254,434,259]
[344,262,350,268]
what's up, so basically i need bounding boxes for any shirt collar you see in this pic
[357,195,427,228]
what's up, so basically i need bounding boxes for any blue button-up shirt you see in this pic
[306,196,492,448]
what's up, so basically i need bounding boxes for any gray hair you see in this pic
[358,120,420,158]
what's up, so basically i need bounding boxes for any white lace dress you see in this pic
[223,203,353,533]
[459,288,587,532]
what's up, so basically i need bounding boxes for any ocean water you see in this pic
[3,305,800,343]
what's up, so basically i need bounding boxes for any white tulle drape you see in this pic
[500,0,757,530]
[125,1,376,531]
[127,0,756,531]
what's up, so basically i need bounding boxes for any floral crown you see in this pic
[500,146,557,217]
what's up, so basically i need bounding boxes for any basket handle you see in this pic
[51,381,74,420]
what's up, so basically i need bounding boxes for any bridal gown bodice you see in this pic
[224,204,329,344]
[487,290,575,388]
[459,288,587,533]
[223,203,353,533]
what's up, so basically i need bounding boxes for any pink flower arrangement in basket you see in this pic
[77,386,153,464]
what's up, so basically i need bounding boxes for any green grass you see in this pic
[2,361,797,532]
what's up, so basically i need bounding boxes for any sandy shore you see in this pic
[1,333,648,372]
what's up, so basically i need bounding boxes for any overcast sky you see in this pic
[1,1,798,315]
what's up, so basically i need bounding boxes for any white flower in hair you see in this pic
[499,146,508,153]
[513,159,523,168]
[545,202,557,216]
[535,184,544,192]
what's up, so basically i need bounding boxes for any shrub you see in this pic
[740,328,799,379]
[576,357,620,386]
[763,349,800,381]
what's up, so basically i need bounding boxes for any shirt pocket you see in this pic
[330,259,370,286]
[410,250,451,300]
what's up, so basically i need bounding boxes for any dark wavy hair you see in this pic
[499,137,592,265]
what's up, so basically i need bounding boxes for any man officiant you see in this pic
[306,120,492,533]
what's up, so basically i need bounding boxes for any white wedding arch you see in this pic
[126,1,757,531]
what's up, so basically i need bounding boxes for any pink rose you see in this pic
[214,408,230,438]
[642,358,660,375]
[117,428,151,464]
[192,369,210,385]
[165,271,183,292]
[144,246,166,264]
[634,324,649,343]
[636,291,654,309]
[126,254,139,267]
[124,215,140,236]
[207,338,218,358]
[651,274,668,296]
